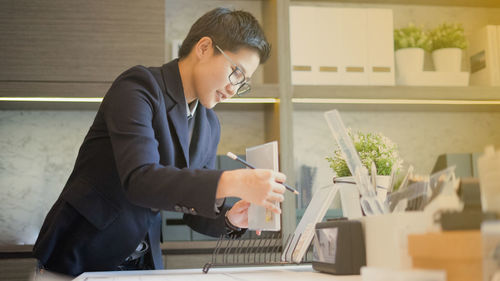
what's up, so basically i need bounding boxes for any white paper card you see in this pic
[246,141,280,231]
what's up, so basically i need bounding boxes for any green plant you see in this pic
[428,22,468,51]
[394,23,431,51]
[326,129,403,177]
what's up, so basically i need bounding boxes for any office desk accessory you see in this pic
[408,230,483,281]
[282,184,339,263]
[361,266,446,281]
[386,166,460,213]
[202,185,337,273]
[438,210,497,231]
[202,232,296,273]
[481,220,500,281]
[332,178,363,219]
[362,212,436,270]
[437,177,497,231]
[312,219,366,275]
[324,110,386,216]
[477,145,500,216]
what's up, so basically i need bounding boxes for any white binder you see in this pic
[367,9,395,85]
[338,8,368,85]
[289,6,316,85]
[314,7,341,85]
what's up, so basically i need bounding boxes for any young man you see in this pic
[33,7,286,276]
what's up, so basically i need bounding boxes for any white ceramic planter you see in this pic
[395,48,424,74]
[333,175,392,198]
[432,47,462,72]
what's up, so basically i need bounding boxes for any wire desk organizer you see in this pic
[202,232,312,273]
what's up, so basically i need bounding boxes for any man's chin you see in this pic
[199,99,217,109]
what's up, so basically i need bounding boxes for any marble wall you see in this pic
[0,111,95,245]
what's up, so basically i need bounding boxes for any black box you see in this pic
[312,219,366,275]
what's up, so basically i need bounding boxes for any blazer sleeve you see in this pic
[102,66,223,219]
[183,136,230,237]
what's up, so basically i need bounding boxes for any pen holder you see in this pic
[361,212,437,270]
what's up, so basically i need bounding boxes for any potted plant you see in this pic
[394,24,431,74]
[428,23,468,72]
[326,129,403,192]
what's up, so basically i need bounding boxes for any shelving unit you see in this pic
[292,85,500,111]
[0,84,280,110]
[270,0,500,239]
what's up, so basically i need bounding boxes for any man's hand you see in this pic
[226,200,262,236]
[216,169,286,214]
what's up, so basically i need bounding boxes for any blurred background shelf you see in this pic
[292,85,500,111]
[0,84,280,110]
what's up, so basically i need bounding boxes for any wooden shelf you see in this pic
[292,85,500,111]
[293,85,500,100]
[291,0,500,8]
[0,84,280,110]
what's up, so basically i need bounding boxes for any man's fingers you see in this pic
[273,172,287,183]
[272,182,286,194]
[268,193,284,203]
[264,201,281,214]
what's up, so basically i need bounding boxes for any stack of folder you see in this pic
[289,6,395,86]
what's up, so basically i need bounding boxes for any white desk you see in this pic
[74,265,361,281]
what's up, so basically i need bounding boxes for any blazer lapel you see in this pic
[161,61,190,167]
[189,105,211,167]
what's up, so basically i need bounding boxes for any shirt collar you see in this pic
[185,99,199,119]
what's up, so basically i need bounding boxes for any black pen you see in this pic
[226,152,299,195]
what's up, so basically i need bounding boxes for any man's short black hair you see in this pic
[178,7,271,64]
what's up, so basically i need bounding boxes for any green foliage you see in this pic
[394,23,431,51]
[326,129,403,177]
[428,23,468,51]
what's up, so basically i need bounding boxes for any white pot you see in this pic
[395,48,424,74]
[432,47,462,72]
[334,175,391,189]
[333,175,392,199]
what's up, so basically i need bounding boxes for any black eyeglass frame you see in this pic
[215,45,251,96]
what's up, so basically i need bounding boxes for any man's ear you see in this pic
[195,36,214,59]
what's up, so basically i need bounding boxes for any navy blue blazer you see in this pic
[33,60,229,276]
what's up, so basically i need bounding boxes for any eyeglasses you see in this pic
[215,45,251,96]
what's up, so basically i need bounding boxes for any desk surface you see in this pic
[74,265,361,281]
